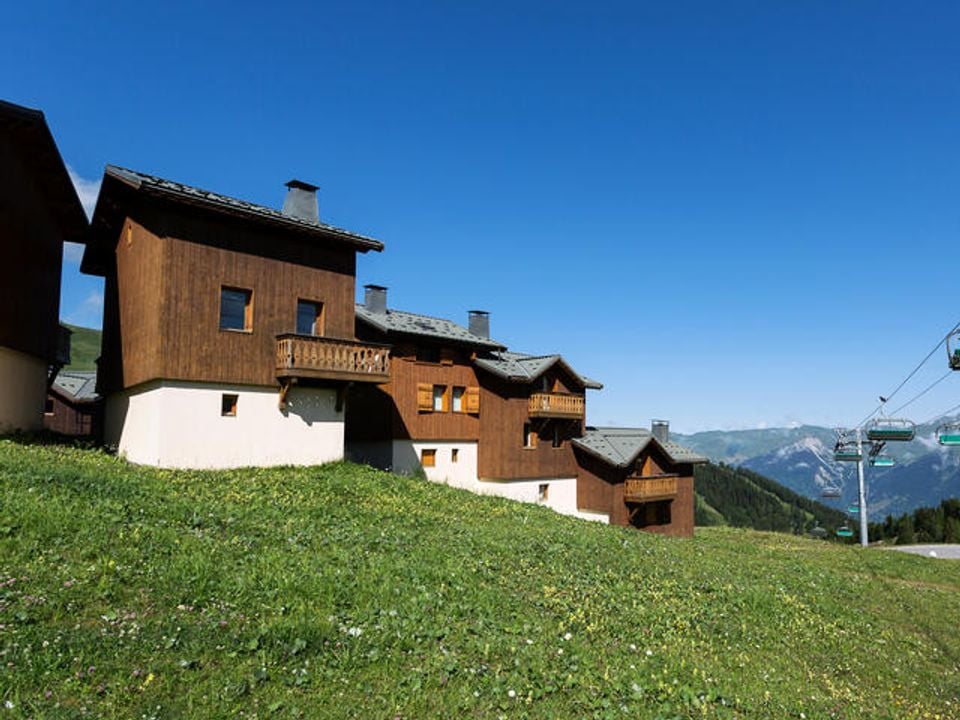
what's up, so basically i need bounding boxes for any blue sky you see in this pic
[4,1,959,432]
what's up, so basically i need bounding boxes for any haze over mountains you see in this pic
[677,420,960,517]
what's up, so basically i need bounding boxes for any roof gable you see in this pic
[474,352,603,390]
[572,426,707,468]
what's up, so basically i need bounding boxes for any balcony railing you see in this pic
[276,334,390,384]
[528,392,585,419]
[623,475,678,503]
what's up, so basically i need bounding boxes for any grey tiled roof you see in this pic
[355,305,506,349]
[105,165,384,252]
[52,370,99,402]
[474,352,604,390]
[572,427,707,468]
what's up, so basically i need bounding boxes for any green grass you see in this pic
[1,438,959,719]
[62,324,101,370]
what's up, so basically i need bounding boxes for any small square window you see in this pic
[452,386,465,413]
[296,300,324,336]
[433,385,447,412]
[220,287,252,331]
[451,448,459,463]
[538,483,549,502]
[221,393,238,417]
[421,448,436,467]
[523,423,537,449]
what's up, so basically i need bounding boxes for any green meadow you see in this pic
[1,437,958,719]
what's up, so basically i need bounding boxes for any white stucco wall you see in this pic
[383,439,609,523]
[0,346,48,433]
[105,380,344,469]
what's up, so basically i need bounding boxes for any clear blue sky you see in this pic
[4,1,959,432]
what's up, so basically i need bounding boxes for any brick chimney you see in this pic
[364,285,387,314]
[282,179,319,223]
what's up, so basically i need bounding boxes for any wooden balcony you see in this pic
[624,475,678,503]
[528,392,585,419]
[276,334,390,384]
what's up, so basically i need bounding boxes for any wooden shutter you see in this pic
[465,386,480,414]
[417,383,433,412]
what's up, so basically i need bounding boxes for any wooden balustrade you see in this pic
[623,475,678,503]
[275,334,390,384]
[528,392,585,419]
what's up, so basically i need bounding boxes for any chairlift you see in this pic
[847,504,860,515]
[938,422,960,446]
[836,526,855,538]
[865,418,916,442]
[833,445,862,462]
[948,330,960,371]
[869,455,895,468]
[810,526,828,539]
[821,486,842,499]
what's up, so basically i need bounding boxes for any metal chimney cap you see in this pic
[285,179,319,192]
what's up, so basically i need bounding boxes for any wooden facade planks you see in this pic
[98,202,361,393]
[0,132,66,361]
[574,444,695,537]
[477,374,581,480]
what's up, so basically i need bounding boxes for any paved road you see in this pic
[884,544,960,559]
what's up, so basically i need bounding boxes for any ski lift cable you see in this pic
[920,398,960,426]
[852,320,960,430]
[888,370,955,416]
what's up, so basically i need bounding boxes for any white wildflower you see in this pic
[563,632,572,641]
[507,689,516,698]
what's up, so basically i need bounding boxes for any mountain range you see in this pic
[677,419,960,518]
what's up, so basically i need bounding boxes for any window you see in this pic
[552,423,563,448]
[221,393,239,417]
[538,483,549,502]
[433,385,448,412]
[220,287,252,331]
[296,300,324,336]
[44,398,54,415]
[523,423,537,449]
[451,448,459,463]
[452,386,465,413]
[421,448,436,467]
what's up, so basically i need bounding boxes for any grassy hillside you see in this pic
[1,439,959,718]
[695,462,849,535]
[62,324,101,370]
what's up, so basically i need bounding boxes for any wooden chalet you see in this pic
[347,286,609,519]
[80,167,388,468]
[571,424,707,537]
[0,100,87,432]
[44,370,101,437]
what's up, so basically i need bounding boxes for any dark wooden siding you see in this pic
[574,445,695,538]
[477,374,581,480]
[99,202,358,392]
[0,133,63,361]
[346,336,480,442]
[43,395,101,436]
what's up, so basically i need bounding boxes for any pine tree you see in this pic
[897,515,916,545]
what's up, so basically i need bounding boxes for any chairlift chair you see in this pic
[833,444,862,462]
[865,418,916,442]
[938,422,960,447]
[836,526,855,538]
[847,504,860,515]
[948,330,960,371]
[870,455,896,468]
[821,486,842,499]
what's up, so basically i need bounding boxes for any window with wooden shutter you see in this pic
[465,386,480,414]
[417,383,433,412]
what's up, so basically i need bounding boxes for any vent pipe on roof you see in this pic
[364,285,388,314]
[468,310,490,339]
[652,420,669,443]
[282,179,319,224]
